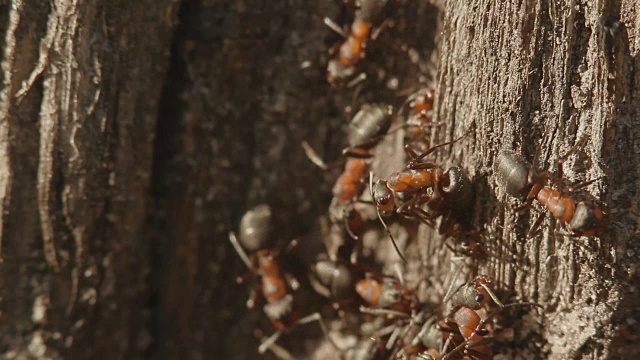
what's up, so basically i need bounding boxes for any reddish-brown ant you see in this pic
[439,275,541,360]
[325,0,390,87]
[398,88,438,144]
[371,135,471,232]
[495,141,606,237]
[302,104,392,246]
[228,205,339,354]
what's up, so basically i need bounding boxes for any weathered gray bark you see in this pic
[0,0,637,359]
[0,0,178,358]
[430,1,640,359]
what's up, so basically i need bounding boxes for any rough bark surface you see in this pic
[0,0,637,360]
[0,0,179,358]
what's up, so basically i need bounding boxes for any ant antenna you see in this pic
[324,17,348,38]
[442,261,464,304]
[478,282,504,308]
[301,141,330,170]
[369,172,407,264]
[343,208,360,241]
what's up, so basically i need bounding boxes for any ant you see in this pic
[228,205,338,355]
[302,104,393,164]
[495,140,606,238]
[439,276,542,360]
[325,0,390,87]
[370,137,472,260]
[398,88,438,145]
[302,104,393,245]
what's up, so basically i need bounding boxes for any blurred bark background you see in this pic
[0,0,637,359]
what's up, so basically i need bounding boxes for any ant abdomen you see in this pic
[238,204,274,251]
[312,259,357,302]
[495,152,530,196]
[346,104,393,151]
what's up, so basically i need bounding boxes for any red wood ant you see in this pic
[369,136,472,261]
[495,141,606,237]
[398,88,438,145]
[439,276,541,360]
[228,205,339,354]
[302,104,392,246]
[325,0,390,87]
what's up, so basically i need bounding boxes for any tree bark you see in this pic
[432,1,640,359]
[0,0,178,358]
[0,0,637,359]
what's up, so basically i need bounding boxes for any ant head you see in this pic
[440,166,472,203]
[372,179,395,214]
[328,199,363,231]
[568,201,606,236]
[347,104,392,150]
[263,294,293,321]
[411,88,435,114]
[312,260,356,301]
[452,280,489,310]
[327,59,356,88]
[495,152,531,196]
[451,282,486,310]
[238,204,274,251]
[378,279,403,308]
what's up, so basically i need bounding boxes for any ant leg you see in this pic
[344,214,360,241]
[296,312,344,351]
[323,17,348,38]
[284,273,300,291]
[284,239,299,253]
[228,231,253,270]
[568,176,605,194]
[350,239,362,265]
[408,161,438,171]
[376,208,407,264]
[369,172,407,263]
[405,143,421,159]
[256,332,296,360]
[301,141,345,170]
[235,272,254,285]
[477,282,504,307]
[512,195,535,213]
[526,211,548,239]
[246,286,260,309]
[346,73,367,88]
[359,306,411,318]
[394,262,405,286]
[342,147,373,159]
[371,19,391,40]
[258,329,283,354]
[409,134,467,164]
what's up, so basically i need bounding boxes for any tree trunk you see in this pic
[434,1,640,359]
[0,0,637,359]
[0,0,178,358]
